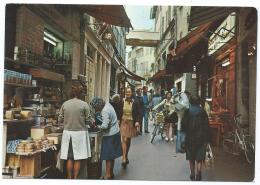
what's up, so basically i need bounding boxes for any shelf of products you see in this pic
[3,47,69,178]
[5,82,35,88]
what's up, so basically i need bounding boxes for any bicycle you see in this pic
[150,110,166,143]
[222,114,255,163]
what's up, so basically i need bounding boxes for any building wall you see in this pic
[236,8,257,137]
[128,44,155,88]
[175,6,191,40]
[15,6,45,55]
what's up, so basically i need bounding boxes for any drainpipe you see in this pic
[80,12,86,76]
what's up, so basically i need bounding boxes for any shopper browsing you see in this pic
[90,97,122,180]
[58,81,92,179]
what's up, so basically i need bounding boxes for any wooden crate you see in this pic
[7,154,20,168]
[19,153,41,177]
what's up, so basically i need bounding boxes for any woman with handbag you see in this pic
[90,97,122,179]
[120,87,139,168]
[181,95,210,181]
[153,91,177,142]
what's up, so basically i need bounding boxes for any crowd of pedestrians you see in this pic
[57,81,210,181]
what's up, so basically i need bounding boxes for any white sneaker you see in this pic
[170,138,174,142]
[165,137,169,141]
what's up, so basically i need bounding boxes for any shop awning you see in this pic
[175,22,211,56]
[189,6,237,29]
[147,70,172,83]
[166,22,211,74]
[121,65,145,82]
[79,5,133,28]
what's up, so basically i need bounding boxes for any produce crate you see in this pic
[19,152,41,177]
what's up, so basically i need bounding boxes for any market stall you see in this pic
[3,50,103,179]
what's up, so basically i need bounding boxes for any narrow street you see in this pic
[2,3,257,182]
[102,123,254,181]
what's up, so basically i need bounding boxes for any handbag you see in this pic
[205,144,214,168]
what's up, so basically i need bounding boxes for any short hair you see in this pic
[111,94,121,104]
[90,96,105,110]
[189,95,201,105]
[71,80,84,98]
[184,90,191,96]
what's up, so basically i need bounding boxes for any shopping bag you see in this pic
[205,144,214,168]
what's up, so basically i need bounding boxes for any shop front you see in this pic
[3,4,133,179]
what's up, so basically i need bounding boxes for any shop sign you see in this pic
[208,12,236,55]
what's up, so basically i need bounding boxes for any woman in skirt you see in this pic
[58,81,92,179]
[90,97,122,179]
[120,87,139,168]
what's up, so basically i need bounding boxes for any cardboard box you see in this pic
[30,126,51,140]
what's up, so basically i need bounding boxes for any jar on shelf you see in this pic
[4,69,7,82]
[9,71,15,83]
[17,72,22,84]
[21,73,25,84]
[6,70,11,83]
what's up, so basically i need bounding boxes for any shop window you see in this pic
[43,29,64,60]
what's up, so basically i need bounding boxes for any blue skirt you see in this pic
[100,132,122,161]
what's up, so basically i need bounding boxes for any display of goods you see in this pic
[20,111,32,119]
[7,140,20,153]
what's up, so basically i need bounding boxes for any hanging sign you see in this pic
[208,12,236,55]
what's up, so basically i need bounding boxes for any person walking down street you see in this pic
[133,88,144,134]
[153,91,177,142]
[90,97,122,180]
[181,95,210,181]
[120,87,139,168]
[58,81,92,179]
[142,86,150,133]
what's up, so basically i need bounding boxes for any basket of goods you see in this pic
[156,112,165,124]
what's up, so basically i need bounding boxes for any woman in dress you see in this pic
[90,97,122,179]
[58,81,92,179]
[120,87,139,168]
[181,95,210,181]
